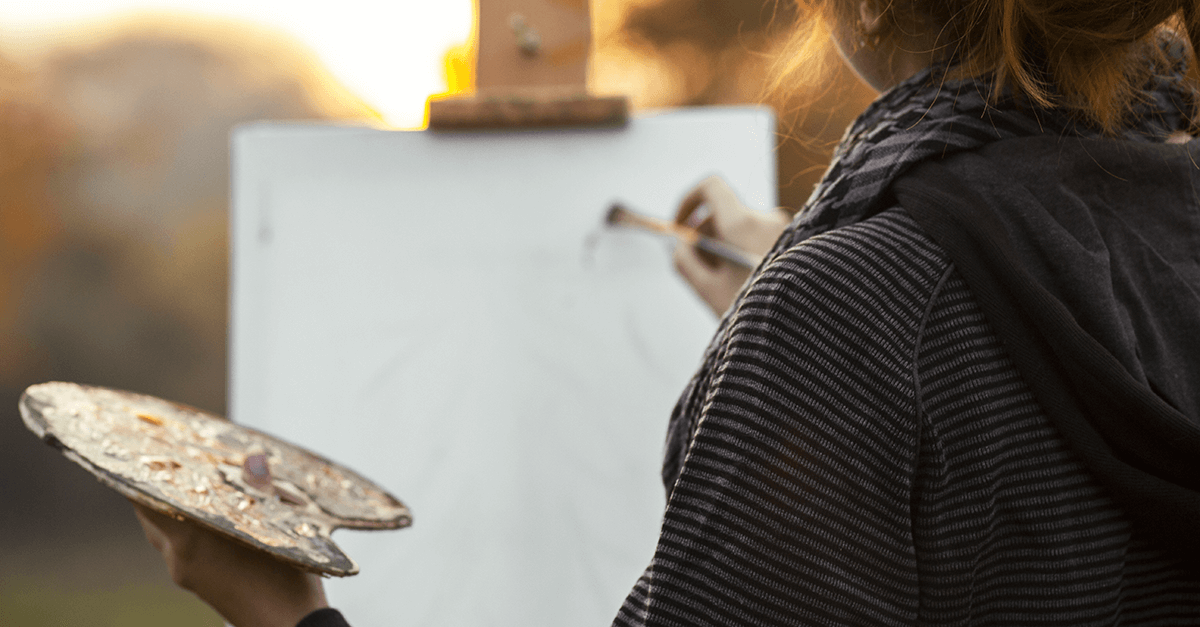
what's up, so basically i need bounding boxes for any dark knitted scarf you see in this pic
[663,56,1195,496]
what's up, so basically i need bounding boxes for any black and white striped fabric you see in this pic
[616,43,1200,627]
[613,208,1200,626]
[661,56,1193,492]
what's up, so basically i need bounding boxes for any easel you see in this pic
[427,0,627,129]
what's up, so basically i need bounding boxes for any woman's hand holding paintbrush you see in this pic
[609,176,790,316]
[606,204,764,269]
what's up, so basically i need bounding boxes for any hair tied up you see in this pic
[774,0,1200,134]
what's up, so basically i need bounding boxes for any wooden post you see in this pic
[427,0,628,130]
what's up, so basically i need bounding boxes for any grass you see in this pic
[0,576,221,627]
[0,529,223,627]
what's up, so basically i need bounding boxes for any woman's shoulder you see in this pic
[743,207,955,332]
[710,207,961,424]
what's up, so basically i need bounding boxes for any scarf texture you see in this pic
[663,52,1196,497]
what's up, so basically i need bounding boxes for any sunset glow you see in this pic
[0,0,474,128]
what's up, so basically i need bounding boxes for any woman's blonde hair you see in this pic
[771,0,1200,133]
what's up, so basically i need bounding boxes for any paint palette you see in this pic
[19,381,410,576]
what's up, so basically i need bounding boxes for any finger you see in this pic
[131,501,205,588]
[697,177,739,217]
[133,502,190,539]
[685,177,750,241]
[676,175,728,226]
[673,244,746,316]
[132,503,169,554]
[132,502,195,550]
[675,184,709,226]
[672,243,707,288]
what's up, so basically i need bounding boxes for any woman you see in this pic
[137,0,1200,624]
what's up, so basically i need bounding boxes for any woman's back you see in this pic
[617,199,1200,625]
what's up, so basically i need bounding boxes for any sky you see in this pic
[0,0,475,128]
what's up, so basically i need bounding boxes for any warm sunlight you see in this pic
[0,0,474,128]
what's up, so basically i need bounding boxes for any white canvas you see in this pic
[230,107,777,626]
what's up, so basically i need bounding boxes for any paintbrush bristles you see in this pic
[605,203,629,226]
[605,203,699,244]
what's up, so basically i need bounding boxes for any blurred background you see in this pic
[0,1,873,624]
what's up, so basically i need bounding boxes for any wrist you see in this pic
[207,570,326,627]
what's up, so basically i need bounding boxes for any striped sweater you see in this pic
[612,207,1200,626]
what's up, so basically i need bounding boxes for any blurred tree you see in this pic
[0,54,63,388]
[24,15,381,415]
[0,16,381,626]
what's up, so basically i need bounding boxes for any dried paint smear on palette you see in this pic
[19,381,410,576]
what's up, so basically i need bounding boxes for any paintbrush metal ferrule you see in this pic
[604,202,762,269]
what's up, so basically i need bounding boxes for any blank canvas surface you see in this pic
[230,108,776,626]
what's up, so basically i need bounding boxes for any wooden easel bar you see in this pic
[424,0,626,130]
[428,93,628,130]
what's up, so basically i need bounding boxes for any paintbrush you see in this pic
[604,202,763,269]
